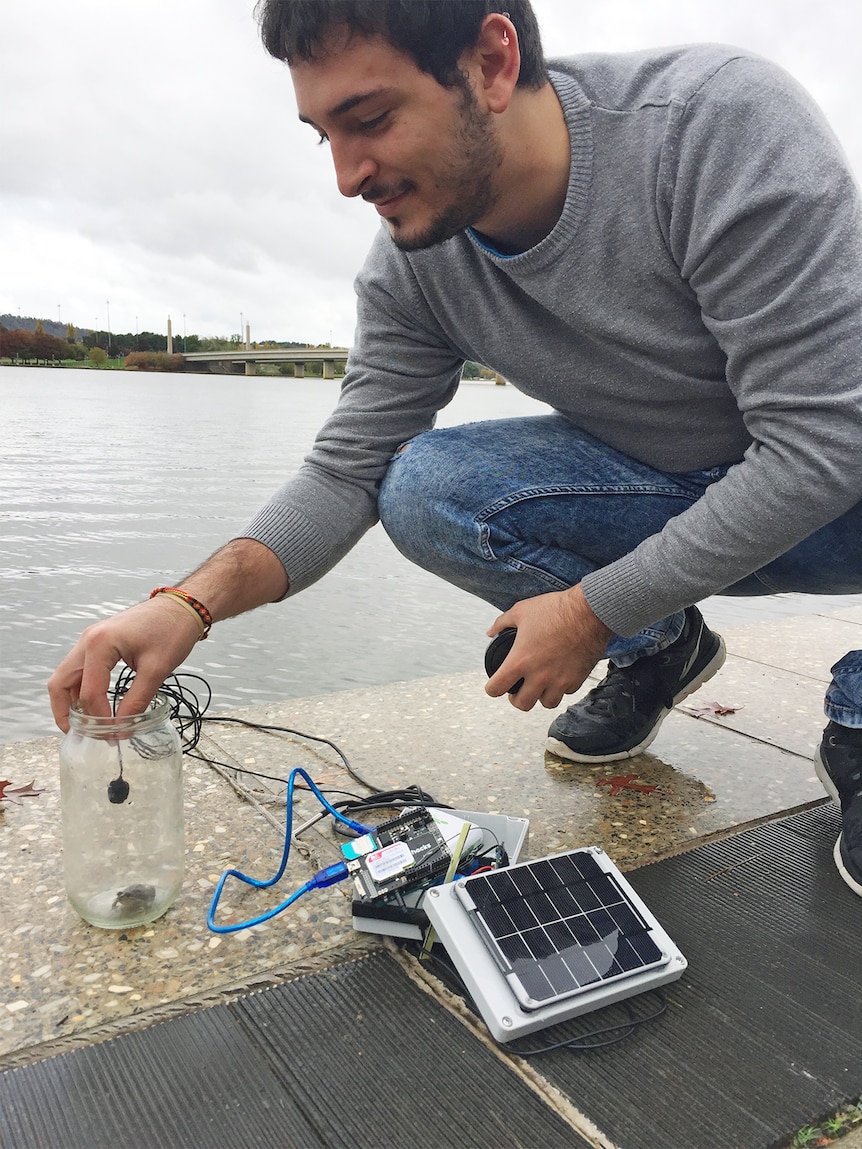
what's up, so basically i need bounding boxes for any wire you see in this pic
[112,667,211,752]
[110,667,385,798]
[203,714,380,793]
[111,671,455,824]
[326,786,452,834]
[503,992,668,1056]
[412,941,668,1056]
[207,766,372,934]
[186,747,365,803]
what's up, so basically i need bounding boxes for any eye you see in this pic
[316,130,330,146]
[358,111,389,132]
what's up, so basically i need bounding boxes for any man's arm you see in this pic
[579,56,862,637]
[48,538,288,731]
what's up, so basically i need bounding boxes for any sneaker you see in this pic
[546,606,726,763]
[815,721,862,897]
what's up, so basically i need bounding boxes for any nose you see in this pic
[330,137,377,199]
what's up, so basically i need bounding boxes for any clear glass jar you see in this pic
[59,695,184,929]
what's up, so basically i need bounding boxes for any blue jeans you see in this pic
[378,415,862,727]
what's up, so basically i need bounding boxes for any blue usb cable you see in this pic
[207,766,372,933]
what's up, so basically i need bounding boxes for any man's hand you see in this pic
[48,538,289,731]
[485,584,613,712]
[48,596,204,731]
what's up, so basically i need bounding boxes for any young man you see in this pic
[49,2,862,894]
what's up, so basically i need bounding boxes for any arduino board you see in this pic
[342,807,454,901]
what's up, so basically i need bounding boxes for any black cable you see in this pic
[110,668,377,788]
[111,667,448,819]
[112,667,211,752]
[185,748,366,801]
[411,941,668,1057]
[203,713,380,793]
[326,785,452,833]
[503,992,668,1056]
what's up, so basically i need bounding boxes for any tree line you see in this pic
[0,323,85,362]
[0,313,333,362]
[0,322,201,363]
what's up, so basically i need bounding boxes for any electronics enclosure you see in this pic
[424,845,687,1042]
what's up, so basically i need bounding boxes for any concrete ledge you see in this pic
[2,607,859,1084]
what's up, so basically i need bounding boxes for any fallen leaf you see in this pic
[0,780,46,804]
[596,773,659,797]
[686,701,743,718]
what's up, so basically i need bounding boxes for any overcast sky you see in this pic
[3,0,860,346]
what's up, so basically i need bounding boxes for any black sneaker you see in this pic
[546,606,726,763]
[815,721,862,897]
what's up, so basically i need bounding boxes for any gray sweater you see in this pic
[244,45,862,637]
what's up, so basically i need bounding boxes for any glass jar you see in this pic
[59,695,184,929]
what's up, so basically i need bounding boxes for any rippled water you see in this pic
[2,366,858,745]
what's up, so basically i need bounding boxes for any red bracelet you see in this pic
[150,587,213,640]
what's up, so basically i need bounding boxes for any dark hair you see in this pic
[256,0,548,90]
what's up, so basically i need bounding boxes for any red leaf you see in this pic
[596,773,658,797]
[0,780,45,804]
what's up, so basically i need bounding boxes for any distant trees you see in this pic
[1,312,345,371]
[0,327,82,362]
[461,360,496,380]
[129,331,167,354]
[124,352,184,372]
[82,329,111,351]
[0,323,192,366]
[81,329,167,356]
[0,313,68,339]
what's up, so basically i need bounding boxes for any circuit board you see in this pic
[342,807,452,901]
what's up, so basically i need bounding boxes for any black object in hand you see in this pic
[484,627,524,694]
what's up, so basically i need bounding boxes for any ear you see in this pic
[462,12,520,114]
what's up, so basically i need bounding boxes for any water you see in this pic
[2,366,859,745]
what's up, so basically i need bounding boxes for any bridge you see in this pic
[182,347,350,377]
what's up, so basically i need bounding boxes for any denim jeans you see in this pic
[378,414,862,726]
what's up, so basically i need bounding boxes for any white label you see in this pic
[349,833,376,857]
[366,841,413,882]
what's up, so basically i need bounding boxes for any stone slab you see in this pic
[718,613,862,679]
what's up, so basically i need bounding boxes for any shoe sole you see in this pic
[816,753,862,896]
[546,634,728,764]
[833,834,862,897]
[814,745,840,802]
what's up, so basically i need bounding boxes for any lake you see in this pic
[2,365,858,745]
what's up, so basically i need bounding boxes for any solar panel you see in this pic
[425,846,687,1041]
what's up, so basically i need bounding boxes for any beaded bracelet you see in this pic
[150,587,213,641]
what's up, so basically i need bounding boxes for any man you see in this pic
[49,1,862,894]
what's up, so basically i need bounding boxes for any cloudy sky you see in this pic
[3,0,860,346]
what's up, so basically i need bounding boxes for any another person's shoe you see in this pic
[546,606,725,763]
[815,721,862,897]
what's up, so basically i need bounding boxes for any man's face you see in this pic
[291,31,503,251]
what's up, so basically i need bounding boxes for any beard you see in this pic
[374,81,503,252]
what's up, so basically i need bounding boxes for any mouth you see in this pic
[366,185,411,218]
